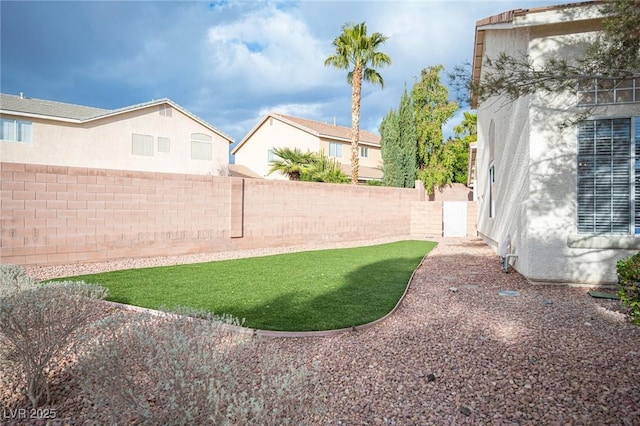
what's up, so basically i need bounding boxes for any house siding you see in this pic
[475,4,640,284]
[234,118,319,179]
[0,106,229,176]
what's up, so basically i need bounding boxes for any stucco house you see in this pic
[232,112,383,182]
[471,1,640,285]
[0,93,233,175]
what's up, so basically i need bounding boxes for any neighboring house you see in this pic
[471,1,640,285]
[0,93,233,175]
[232,112,383,182]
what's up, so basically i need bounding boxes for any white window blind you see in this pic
[329,142,342,157]
[191,133,212,160]
[1,118,32,142]
[157,137,170,153]
[577,118,636,234]
[132,133,154,156]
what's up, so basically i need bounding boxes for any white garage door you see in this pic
[443,201,467,237]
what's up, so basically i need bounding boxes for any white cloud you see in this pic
[205,5,336,95]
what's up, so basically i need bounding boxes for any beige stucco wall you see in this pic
[477,12,640,284]
[233,117,320,179]
[0,106,230,175]
[476,25,531,271]
[318,137,383,171]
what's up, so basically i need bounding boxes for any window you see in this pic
[360,146,369,158]
[158,137,170,153]
[267,149,278,162]
[577,76,640,106]
[159,104,172,117]
[577,117,640,234]
[329,142,342,157]
[132,133,154,156]
[191,133,212,161]
[1,118,32,142]
[489,164,495,218]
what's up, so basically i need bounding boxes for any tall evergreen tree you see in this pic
[380,108,401,187]
[397,89,417,187]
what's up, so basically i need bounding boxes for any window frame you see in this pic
[157,137,170,153]
[329,142,342,158]
[577,76,640,106]
[0,118,33,142]
[191,133,213,161]
[132,133,154,156]
[576,116,639,235]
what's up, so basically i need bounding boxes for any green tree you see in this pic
[268,147,349,183]
[411,65,458,194]
[397,88,417,187]
[302,151,350,183]
[325,22,392,184]
[449,1,640,108]
[380,108,401,187]
[446,111,477,184]
[267,147,315,181]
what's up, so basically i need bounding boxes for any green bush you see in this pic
[0,268,108,408]
[616,252,640,325]
[76,309,320,425]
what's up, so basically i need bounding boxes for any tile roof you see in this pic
[0,93,109,120]
[272,113,381,146]
[338,163,383,180]
[229,164,263,179]
[0,93,233,142]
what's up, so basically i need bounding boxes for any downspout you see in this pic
[498,234,518,273]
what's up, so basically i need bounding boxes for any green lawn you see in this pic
[50,240,436,331]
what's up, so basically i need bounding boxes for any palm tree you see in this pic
[267,147,315,181]
[325,22,391,184]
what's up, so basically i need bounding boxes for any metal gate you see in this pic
[443,201,467,237]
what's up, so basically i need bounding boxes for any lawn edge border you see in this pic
[105,240,436,338]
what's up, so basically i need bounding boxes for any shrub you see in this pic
[0,275,108,409]
[76,309,320,425]
[0,263,37,297]
[616,252,640,325]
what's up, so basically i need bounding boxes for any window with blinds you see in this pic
[191,133,212,161]
[577,117,639,234]
[132,133,154,156]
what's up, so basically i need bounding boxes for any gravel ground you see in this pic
[4,237,640,425]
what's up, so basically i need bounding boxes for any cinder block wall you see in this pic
[0,163,424,266]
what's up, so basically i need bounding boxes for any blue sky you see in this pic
[1,0,562,154]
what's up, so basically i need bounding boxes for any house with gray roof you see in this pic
[232,112,383,182]
[0,93,233,175]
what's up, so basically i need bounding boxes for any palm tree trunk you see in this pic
[350,65,363,184]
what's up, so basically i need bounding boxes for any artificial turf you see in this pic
[50,240,436,331]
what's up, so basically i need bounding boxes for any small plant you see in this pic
[76,309,320,425]
[0,268,108,409]
[616,252,640,325]
[0,263,37,297]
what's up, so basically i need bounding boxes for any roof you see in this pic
[232,112,380,154]
[339,163,383,181]
[229,164,263,179]
[470,1,601,108]
[0,93,233,143]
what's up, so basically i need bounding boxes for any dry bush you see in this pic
[0,267,108,409]
[76,309,320,425]
[0,263,37,297]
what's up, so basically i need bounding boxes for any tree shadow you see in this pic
[216,254,428,332]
